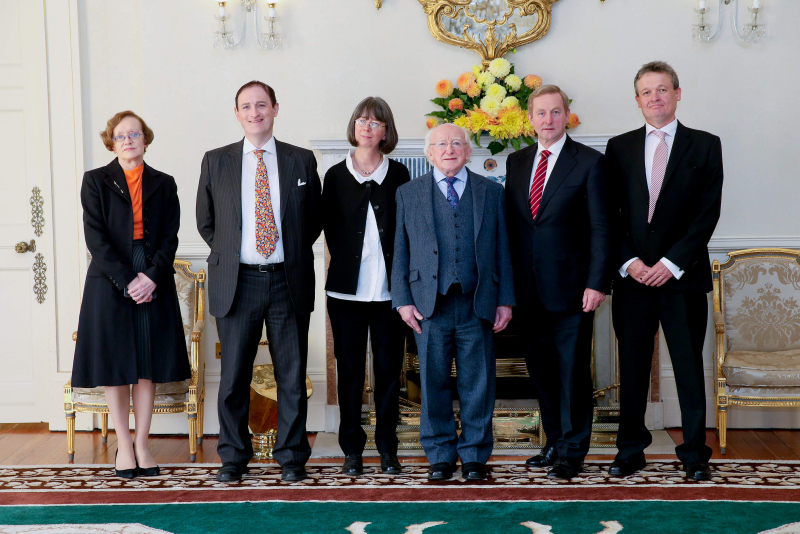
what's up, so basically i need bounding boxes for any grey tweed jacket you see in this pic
[391,169,515,322]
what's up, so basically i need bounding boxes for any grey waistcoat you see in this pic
[432,177,478,295]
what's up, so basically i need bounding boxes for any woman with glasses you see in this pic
[322,97,410,476]
[72,111,190,478]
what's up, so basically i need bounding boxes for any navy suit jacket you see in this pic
[391,169,515,323]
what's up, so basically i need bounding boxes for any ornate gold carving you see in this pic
[376,0,382,8]
[32,253,47,304]
[418,0,560,67]
[30,187,44,237]
[15,240,35,253]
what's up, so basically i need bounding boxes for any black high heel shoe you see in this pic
[134,443,160,477]
[115,449,138,479]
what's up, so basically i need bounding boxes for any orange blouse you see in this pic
[123,165,144,240]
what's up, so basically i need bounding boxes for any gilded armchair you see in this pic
[64,260,206,461]
[713,248,800,453]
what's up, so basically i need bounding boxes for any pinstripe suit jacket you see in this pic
[196,138,322,317]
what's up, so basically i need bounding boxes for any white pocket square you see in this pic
[298,179,306,186]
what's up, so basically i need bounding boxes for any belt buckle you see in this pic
[258,264,270,273]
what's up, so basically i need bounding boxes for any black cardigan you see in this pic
[322,158,410,295]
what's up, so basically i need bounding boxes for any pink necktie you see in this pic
[648,130,668,223]
[254,150,279,259]
[529,150,551,220]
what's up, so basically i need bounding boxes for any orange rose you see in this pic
[457,72,476,92]
[524,75,543,89]
[426,117,440,129]
[448,98,464,112]
[435,79,454,98]
[567,113,580,129]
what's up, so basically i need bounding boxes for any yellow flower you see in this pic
[476,71,496,88]
[472,65,482,77]
[488,58,512,79]
[501,96,520,109]
[567,113,580,129]
[524,75,543,89]
[435,79,454,98]
[457,72,476,92]
[486,83,507,101]
[480,96,502,117]
[505,74,522,92]
[448,98,464,112]
[454,115,471,130]
[426,117,440,129]
[466,82,482,98]
[465,107,494,133]
[489,106,527,139]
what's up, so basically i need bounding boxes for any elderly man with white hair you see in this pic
[391,123,515,481]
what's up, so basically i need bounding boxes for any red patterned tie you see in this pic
[648,130,668,223]
[254,149,278,259]
[529,150,551,220]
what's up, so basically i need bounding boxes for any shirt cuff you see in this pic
[661,257,685,279]
[619,258,638,278]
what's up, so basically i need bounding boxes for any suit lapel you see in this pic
[275,139,295,224]
[469,170,485,241]
[102,159,131,205]
[631,126,648,199]
[224,140,244,224]
[514,144,537,227]
[537,135,578,220]
[421,173,436,236]
[141,163,164,203]
[660,121,691,193]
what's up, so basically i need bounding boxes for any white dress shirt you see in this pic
[619,118,684,279]
[528,133,567,194]
[326,149,391,302]
[433,165,468,200]
[240,136,284,264]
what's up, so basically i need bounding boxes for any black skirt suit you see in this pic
[72,158,191,387]
[323,158,410,455]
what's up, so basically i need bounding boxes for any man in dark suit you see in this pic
[196,80,322,482]
[392,123,515,481]
[506,85,611,480]
[606,61,723,481]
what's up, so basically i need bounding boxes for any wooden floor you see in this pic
[1,423,799,465]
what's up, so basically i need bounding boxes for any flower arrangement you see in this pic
[425,58,580,155]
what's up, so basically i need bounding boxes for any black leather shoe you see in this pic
[281,461,308,481]
[114,449,138,479]
[133,444,160,477]
[342,454,363,476]
[547,458,582,480]
[461,462,487,480]
[526,444,558,467]
[216,462,247,483]
[380,453,402,475]
[608,454,647,477]
[685,461,712,481]
[427,462,456,481]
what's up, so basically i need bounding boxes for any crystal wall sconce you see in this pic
[693,0,766,43]
[214,0,282,50]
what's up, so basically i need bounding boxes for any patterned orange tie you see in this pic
[254,149,278,259]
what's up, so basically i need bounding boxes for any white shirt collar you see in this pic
[345,148,389,185]
[536,133,567,159]
[645,118,678,138]
[433,165,469,183]
[243,135,277,156]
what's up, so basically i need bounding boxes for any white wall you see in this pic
[67,0,800,433]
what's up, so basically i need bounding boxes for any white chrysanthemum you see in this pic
[488,58,512,79]
[486,83,507,101]
[476,71,496,88]
[501,96,520,109]
[505,74,522,92]
[479,96,502,117]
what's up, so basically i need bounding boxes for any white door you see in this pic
[0,0,56,422]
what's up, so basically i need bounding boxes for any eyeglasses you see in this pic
[433,140,467,151]
[112,132,143,143]
[355,118,385,129]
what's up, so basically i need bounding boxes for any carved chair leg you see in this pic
[188,413,198,462]
[718,407,728,454]
[101,413,109,443]
[197,398,204,444]
[66,412,76,462]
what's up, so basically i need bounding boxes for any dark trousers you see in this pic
[328,297,406,456]
[215,267,311,467]
[415,288,495,465]
[522,285,595,461]
[612,282,711,464]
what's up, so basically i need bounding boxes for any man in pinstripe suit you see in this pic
[196,81,322,482]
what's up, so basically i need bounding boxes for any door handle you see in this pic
[15,239,36,253]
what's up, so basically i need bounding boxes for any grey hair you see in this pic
[424,123,474,166]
